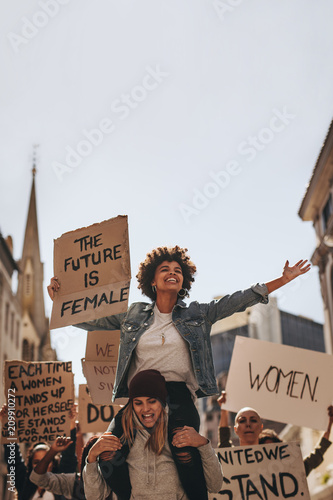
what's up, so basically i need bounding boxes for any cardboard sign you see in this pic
[85,330,120,363]
[78,384,122,433]
[209,442,310,499]
[81,330,128,405]
[225,336,333,430]
[2,360,74,444]
[50,215,131,329]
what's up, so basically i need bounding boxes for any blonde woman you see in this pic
[83,370,223,500]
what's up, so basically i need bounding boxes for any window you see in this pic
[22,339,30,361]
[5,303,9,333]
[322,193,333,232]
[15,320,20,349]
[30,343,35,360]
[25,274,32,296]
[10,312,14,341]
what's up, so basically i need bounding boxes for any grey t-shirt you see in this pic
[127,305,199,396]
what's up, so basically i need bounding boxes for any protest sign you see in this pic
[209,442,310,499]
[81,330,128,405]
[2,360,74,444]
[50,215,131,329]
[78,384,122,433]
[224,336,333,430]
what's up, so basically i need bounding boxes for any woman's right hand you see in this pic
[87,433,122,463]
[47,277,60,300]
[50,436,73,453]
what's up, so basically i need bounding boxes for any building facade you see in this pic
[298,119,333,499]
[299,120,333,355]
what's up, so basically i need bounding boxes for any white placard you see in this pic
[209,442,310,499]
[224,336,333,430]
[81,359,118,405]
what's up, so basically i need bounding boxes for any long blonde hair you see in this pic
[121,400,167,455]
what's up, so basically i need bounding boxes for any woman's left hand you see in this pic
[172,426,208,448]
[282,260,311,283]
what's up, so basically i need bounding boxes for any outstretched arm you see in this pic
[265,260,310,294]
[303,406,333,477]
[34,436,72,475]
[29,437,75,498]
[216,392,232,448]
[217,391,229,428]
[58,405,78,473]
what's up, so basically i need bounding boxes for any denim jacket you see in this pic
[77,283,268,400]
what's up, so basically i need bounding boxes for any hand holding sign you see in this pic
[47,276,60,300]
[49,215,131,329]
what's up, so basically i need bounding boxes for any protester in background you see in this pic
[48,245,310,500]
[217,392,333,478]
[259,405,333,477]
[30,436,114,500]
[0,404,77,500]
[216,391,263,447]
[82,369,223,500]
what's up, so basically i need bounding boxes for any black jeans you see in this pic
[99,382,208,500]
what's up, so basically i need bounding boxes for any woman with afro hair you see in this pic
[48,246,310,500]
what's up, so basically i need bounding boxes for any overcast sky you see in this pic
[1,0,333,388]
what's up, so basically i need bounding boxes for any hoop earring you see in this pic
[152,285,156,293]
[178,288,186,298]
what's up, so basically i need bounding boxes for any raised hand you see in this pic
[50,436,73,453]
[266,259,311,294]
[282,260,311,283]
[217,391,226,408]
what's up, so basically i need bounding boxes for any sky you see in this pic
[1,0,333,389]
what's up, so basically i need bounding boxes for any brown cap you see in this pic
[129,369,167,406]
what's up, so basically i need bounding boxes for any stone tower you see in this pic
[16,165,56,361]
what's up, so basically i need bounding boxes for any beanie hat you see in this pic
[129,369,167,406]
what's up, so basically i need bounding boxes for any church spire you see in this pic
[17,150,48,341]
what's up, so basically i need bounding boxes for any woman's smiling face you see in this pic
[132,397,163,428]
[151,260,183,295]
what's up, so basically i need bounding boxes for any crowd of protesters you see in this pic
[2,245,331,499]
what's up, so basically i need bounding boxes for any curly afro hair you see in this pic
[136,246,196,301]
